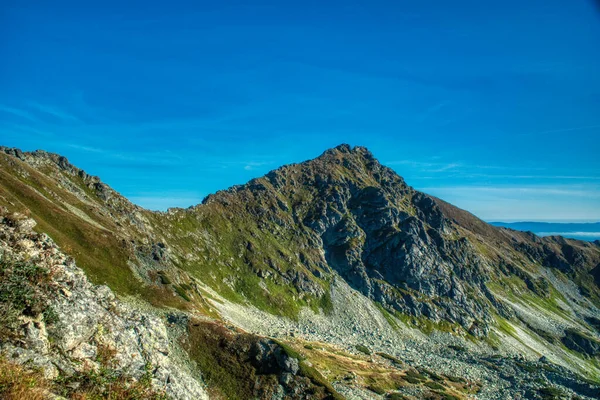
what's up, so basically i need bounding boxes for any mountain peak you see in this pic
[321,143,375,160]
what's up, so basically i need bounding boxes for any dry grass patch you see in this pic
[0,358,48,400]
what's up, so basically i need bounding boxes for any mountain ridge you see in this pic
[1,144,600,399]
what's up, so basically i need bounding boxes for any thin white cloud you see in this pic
[384,159,599,181]
[421,186,600,198]
[243,161,270,171]
[0,105,38,122]
[67,144,105,153]
[28,102,81,123]
[519,123,600,137]
[429,163,461,172]
[536,232,600,237]
[419,185,600,221]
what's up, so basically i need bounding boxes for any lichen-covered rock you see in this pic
[0,209,208,400]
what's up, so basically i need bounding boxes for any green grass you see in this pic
[386,394,409,400]
[274,340,305,361]
[149,201,334,321]
[405,370,427,381]
[367,384,387,395]
[448,344,467,352]
[495,316,517,336]
[375,303,401,331]
[0,164,143,297]
[444,375,466,383]
[433,392,460,400]
[403,376,421,384]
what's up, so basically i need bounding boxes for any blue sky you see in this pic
[1,0,599,221]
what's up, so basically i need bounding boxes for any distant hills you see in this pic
[490,221,600,241]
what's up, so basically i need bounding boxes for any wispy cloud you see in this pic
[522,123,600,136]
[421,185,600,198]
[67,144,105,153]
[416,101,449,122]
[0,105,38,122]
[384,158,600,181]
[28,102,81,123]
[243,161,271,171]
[385,159,460,171]
[419,185,600,221]
[429,162,461,172]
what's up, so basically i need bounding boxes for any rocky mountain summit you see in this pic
[1,144,599,399]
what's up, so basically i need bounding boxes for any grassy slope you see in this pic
[0,155,139,295]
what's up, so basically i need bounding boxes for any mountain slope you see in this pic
[1,144,600,399]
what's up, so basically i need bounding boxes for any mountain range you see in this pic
[489,222,600,242]
[0,144,599,400]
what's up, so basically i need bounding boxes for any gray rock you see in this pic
[0,213,209,400]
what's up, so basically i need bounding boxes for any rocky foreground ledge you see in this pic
[0,208,208,400]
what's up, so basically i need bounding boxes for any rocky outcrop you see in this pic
[183,319,339,399]
[0,209,209,400]
[251,338,300,375]
[562,329,600,357]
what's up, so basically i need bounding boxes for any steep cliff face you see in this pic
[1,144,600,399]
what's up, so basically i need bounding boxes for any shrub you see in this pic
[367,384,387,395]
[445,374,466,383]
[405,370,427,380]
[422,368,444,381]
[355,344,371,355]
[433,392,460,400]
[448,344,467,352]
[386,394,408,400]
[425,381,445,390]
[174,285,191,301]
[403,376,422,384]
[538,386,564,399]
[0,255,52,337]
[377,352,402,364]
